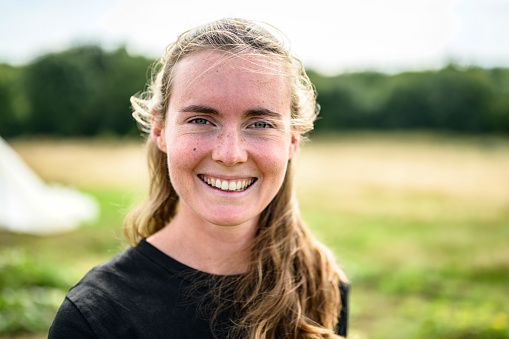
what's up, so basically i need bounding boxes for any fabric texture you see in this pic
[49,239,349,338]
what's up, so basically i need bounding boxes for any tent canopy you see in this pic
[0,137,99,235]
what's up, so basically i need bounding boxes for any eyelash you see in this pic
[248,121,272,129]
[189,118,211,125]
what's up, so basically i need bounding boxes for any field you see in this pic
[1,133,509,338]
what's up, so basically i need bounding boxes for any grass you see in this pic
[2,132,509,338]
[0,187,133,337]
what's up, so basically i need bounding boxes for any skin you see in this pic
[148,50,299,275]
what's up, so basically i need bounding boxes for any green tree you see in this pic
[23,45,152,136]
[96,47,152,135]
[0,64,28,137]
[24,46,107,135]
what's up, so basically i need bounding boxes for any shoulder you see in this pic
[337,268,349,313]
[61,246,146,337]
[66,240,179,308]
[59,242,179,337]
[69,239,179,298]
[53,240,217,338]
[49,297,96,338]
[67,245,140,301]
[49,249,141,339]
[336,274,350,337]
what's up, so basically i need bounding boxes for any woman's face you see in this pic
[152,50,299,227]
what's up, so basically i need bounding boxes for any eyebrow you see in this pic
[178,105,283,119]
[178,105,219,115]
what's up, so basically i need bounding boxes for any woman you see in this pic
[49,18,349,338]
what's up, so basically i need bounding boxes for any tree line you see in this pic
[1,45,508,138]
[308,66,509,134]
[0,46,150,138]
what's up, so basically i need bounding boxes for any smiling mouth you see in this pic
[199,175,256,192]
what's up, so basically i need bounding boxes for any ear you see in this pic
[288,132,300,160]
[151,114,167,153]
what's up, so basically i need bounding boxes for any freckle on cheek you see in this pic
[193,148,196,151]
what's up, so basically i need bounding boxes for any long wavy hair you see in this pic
[126,18,347,338]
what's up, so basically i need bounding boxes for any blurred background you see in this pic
[1,0,508,338]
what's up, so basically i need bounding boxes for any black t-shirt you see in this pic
[49,239,349,338]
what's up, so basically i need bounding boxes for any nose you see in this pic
[211,129,248,166]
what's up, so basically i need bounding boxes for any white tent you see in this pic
[0,137,99,235]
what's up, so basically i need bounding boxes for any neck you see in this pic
[147,205,257,275]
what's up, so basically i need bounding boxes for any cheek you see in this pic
[256,142,290,179]
[166,140,203,177]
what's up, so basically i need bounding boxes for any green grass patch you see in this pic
[302,191,509,339]
[0,188,136,335]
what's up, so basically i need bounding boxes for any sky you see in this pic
[1,0,508,74]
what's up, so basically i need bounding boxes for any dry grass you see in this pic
[297,133,509,201]
[295,133,509,221]
[10,138,148,189]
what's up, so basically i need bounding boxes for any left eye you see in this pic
[190,118,209,125]
[250,121,270,129]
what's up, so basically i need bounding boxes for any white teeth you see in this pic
[201,175,254,192]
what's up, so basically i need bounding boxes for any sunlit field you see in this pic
[1,133,508,339]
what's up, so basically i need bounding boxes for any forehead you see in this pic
[169,50,290,108]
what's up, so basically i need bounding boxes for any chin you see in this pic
[201,211,259,228]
